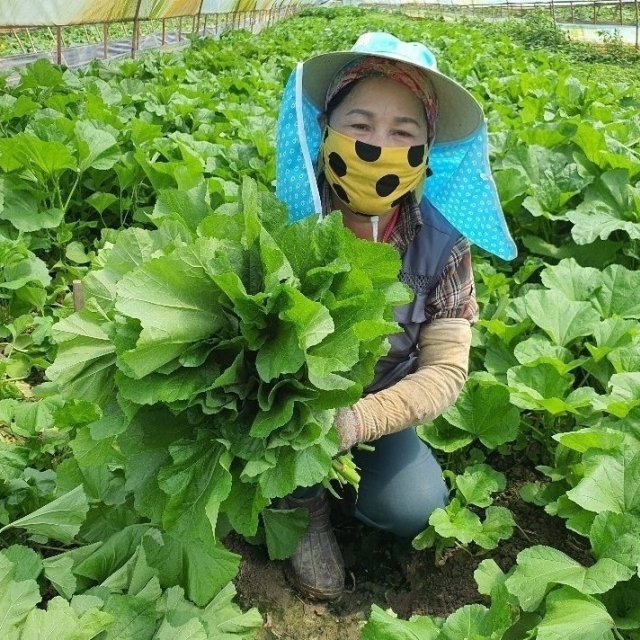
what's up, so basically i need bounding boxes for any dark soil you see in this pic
[228,460,593,640]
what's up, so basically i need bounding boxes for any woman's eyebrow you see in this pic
[345,109,422,128]
[394,115,422,127]
[345,108,374,118]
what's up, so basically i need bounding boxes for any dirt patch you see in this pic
[229,461,592,639]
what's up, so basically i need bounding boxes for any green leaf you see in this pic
[567,446,640,514]
[255,287,334,383]
[536,586,616,640]
[86,192,118,215]
[599,578,640,632]
[19,58,65,89]
[456,464,506,507]
[0,243,50,290]
[513,334,579,372]
[360,604,440,640]
[0,132,76,175]
[120,407,190,524]
[75,120,119,172]
[42,554,77,599]
[474,559,507,596]
[239,177,261,249]
[553,428,625,453]
[441,598,510,640]
[157,439,232,534]
[154,618,207,640]
[98,592,158,640]
[594,263,640,319]
[429,501,482,545]
[115,240,227,378]
[199,582,264,638]
[523,289,601,346]
[0,186,64,232]
[507,363,576,414]
[220,479,270,538]
[73,524,150,582]
[143,529,240,607]
[262,507,309,561]
[258,440,336,499]
[0,554,41,635]
[505,545,633,611]
[568,169,640,244]
[20,596,114,640]
[589,511,640,572]
[69,427,119,468]
[438,381,521,449]
[417,418,473,453]
[116,366,213,407]
[540,258,602,302]
[592,372,640,418]
[474,507,515,550]
[552,495,597,537]
[258,227,296,291]
[47,305,116,405]
[3,544,42,582]
[0,485,89,544]
[500,145,587,218]
[153,183,213,234]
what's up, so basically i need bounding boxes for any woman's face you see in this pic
[328,75,429,148]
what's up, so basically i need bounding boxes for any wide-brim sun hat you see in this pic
[300,32,484,144]
[275,31,518,261]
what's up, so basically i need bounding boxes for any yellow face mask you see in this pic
[322,126,428,216]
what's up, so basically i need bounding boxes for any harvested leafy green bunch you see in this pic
[46,177,412,565]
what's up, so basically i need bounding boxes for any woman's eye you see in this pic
[393,130,413,138]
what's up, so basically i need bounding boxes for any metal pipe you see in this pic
[132,0,144,58]
[56,26,62,64]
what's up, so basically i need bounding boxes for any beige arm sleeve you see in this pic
[352,317,472,443]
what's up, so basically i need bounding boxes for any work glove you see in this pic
[334,406,362,452]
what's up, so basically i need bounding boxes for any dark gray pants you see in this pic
[352,427,448,538]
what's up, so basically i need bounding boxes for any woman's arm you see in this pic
[335,237,476,449]
[337,318,471,446]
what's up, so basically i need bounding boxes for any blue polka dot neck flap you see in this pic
[275,32,518,261]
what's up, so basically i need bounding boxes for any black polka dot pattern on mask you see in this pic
[333,183,350,203]
[408,145,426,168]
[376,174,400,197]
[355,141,382,162]
[328,152,348,177]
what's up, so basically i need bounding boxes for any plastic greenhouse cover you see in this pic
[0,0,310,27]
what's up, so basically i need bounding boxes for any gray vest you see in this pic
[366,198,462,394]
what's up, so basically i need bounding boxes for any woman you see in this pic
[275,32,517,601]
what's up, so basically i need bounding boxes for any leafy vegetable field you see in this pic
[1,7,640,639]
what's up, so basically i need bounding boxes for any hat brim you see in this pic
[302,51,484,144]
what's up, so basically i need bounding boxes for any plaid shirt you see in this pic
[322,182,479,324]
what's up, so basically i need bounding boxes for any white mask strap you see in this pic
[371,215,379,242]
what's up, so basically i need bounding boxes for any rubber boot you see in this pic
[281,490,345,601]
